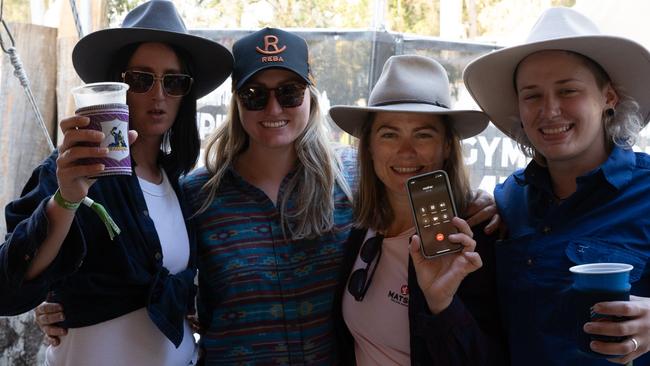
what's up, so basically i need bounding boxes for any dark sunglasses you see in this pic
[121,70,193,97]
[237,83,307,111]
[347,234,384,301]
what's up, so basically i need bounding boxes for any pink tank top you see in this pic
[342,228,415,366]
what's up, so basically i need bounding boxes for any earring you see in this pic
[605,108,615,117]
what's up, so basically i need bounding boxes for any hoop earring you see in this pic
[605,108,615,118]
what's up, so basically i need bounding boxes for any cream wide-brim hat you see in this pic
[463,7,650,139]
[329,54,489,139]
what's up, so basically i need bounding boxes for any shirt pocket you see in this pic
[565,239,648,284]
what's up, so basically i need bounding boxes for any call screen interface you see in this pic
[408,172,460,257]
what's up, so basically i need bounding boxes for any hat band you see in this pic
[371,100,449,109]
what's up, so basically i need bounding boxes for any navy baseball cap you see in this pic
[232,27,313,90]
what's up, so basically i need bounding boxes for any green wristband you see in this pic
[53,189,82,211]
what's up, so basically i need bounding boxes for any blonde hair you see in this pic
[196,85,352,239]
[354,114,473,231]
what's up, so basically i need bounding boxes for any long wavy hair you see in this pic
[514,51,643,163]
[354,114,473,232]
[196,84,352,239]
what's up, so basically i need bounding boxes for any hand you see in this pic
[465,189,500,235]
[409,217,483,314]
[56,116,108,202]
[34,301,67,346]
[584,295,650,364]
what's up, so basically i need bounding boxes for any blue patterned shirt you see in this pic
[182,147,356,365]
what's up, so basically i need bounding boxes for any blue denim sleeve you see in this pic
[0,152,86,315]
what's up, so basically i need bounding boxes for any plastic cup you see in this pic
[569,263,633,357]
[71,82,131,177]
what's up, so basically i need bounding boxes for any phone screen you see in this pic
[407,170,461,258]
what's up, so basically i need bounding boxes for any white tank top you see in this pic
[45,170,196,365]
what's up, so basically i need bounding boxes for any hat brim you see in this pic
[329,103,489,139]
[72,28,233,98]
[234,64,312,90]
[463,35,650,139]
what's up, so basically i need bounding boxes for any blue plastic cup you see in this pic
[569,263,633,357]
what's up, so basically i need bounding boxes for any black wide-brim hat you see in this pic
[72,0,233,98]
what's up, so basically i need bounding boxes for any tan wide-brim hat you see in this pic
[463,7,650,139]
[329,55,489,139]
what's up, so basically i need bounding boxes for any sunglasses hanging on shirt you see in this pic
[347,234,384,301]
[122,70,193,97]
[237,82,307,111]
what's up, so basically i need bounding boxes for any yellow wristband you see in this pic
[53,189,82,211]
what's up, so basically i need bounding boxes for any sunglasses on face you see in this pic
[237,82,307,111]
[347,234,384,301]
[121,70,193,97]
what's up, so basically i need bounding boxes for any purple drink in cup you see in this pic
[71,82,131,177]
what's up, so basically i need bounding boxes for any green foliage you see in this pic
[552,0,575,6]
[107,0,142,24]
[387,0,439,35]
[2,0,33,23]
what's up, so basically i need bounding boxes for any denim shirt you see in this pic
[0,151,197,347]
[494,146,650,365]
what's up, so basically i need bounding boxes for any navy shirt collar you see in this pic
[515,145,635,193]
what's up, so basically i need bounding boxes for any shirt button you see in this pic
[78,260,84,268]
[143,210,149,217]
[526,258,534,266]
[154,252,162,261]
[542,226,552,234]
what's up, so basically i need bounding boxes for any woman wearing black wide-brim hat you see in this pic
[0,1,232,365]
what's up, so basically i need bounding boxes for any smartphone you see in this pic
[406,170,462,258]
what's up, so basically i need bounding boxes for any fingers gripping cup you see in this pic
[570,263,633,357]
[71,82,131,177]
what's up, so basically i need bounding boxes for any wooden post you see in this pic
[0,23,58,237]
[56,0,108,144]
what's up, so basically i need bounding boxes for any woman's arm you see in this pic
[23,116,108,279]
[409,218,508,365]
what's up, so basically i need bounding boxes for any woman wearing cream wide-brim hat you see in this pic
[329,54,507,365]
[464,7,650,366]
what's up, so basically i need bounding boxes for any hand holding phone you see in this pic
[406,170,462,258]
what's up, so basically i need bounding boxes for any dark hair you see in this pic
[107,42,200,178]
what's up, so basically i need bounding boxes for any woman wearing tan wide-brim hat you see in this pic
[464,7,650,366]
[329,54,507,365]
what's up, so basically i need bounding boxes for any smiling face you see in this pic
[515,50,618,170]
[236,68,310,153]
[125,42,184,141]
[369,112,450,204]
